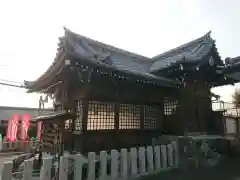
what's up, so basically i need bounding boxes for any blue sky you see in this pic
[0,0,239,107]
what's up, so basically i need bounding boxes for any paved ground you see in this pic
[142,155,240,180]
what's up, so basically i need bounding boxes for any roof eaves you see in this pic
[64,28,180,86]
[225,56,240,66]
[64,43,180,86]
[152,31,212,60]
[25,40,67,92]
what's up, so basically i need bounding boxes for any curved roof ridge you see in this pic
[225,56,240,65]
[64,27,151,62]
[231,56,240,62]
[152,31,212,60]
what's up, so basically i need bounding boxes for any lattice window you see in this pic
[87,101,115,130]
[119,104,141,129]
[144,105,158,129]
[164,98,178,115]
[75,100,84,131]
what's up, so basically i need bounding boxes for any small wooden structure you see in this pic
[32,112,73,154]
[25,28,240,153]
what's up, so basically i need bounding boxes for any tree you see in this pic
[232,88,240,107]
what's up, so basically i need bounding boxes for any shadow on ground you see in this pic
[142,156,240,180]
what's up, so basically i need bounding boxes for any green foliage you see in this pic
[232,88,240,107]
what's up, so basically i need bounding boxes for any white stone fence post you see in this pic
[1,141,179,180]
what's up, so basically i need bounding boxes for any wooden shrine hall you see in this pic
[25,28,240,153]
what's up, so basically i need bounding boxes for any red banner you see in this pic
[20,114,30,140]
[37,121,42,141]
[6,116,13,141]
[6,114,19,142]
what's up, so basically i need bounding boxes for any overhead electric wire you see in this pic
[0,82,26,88]
[0,79,24,85]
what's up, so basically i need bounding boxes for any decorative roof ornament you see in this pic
[150,30,223,73]
[93,51,112,65]
[180,64,184,70]
[204,31,212,40]
[209,56,215,66]
[225,57,232,65]
[225,56,240,66]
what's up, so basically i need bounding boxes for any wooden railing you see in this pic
[1,141,179,180]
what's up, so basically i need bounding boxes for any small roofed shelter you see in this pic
[25,28,238,153]
[32,112,73,154]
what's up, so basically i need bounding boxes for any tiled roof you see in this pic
[26,28,226,91]
[223,56,240,82]
[225,56,240,66]
[65,29,223,75]
[150,31,223,72]
[63,29,177,85]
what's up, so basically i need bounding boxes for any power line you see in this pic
[0,79,24,85]
[0,82,26,89]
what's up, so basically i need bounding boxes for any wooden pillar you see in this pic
[178,87,190,134]
[157,105,164,131]
[81,70,92,153]
[140,105,144,130]
[82,98,89,132]
[82,70,92,132]
[114,103,120,130]
[61,69,78,152]
[59,121,65,156]
[70,100,77,152]
[140,85,147,131]
[157,93,164,131]
[114,81,120,130]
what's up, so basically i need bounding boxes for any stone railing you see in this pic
[1,141,179,180]
[0,140,38,153]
